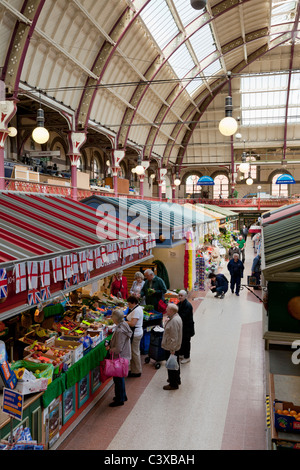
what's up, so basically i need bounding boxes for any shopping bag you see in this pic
[102,354,129,378]
[247,275,258,286]
[165,354,179,370]
[157,299,167,313]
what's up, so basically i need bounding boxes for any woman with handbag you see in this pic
[126,295,144,377]
[105,308,132,407]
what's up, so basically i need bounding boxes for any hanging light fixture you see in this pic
[32,106,49,144]
[190,0,207,9]
[134,158,145,175]
[8,126,17,137]
[174,173,181,186]
[219,73,238,136]
[239,151,250,174]
[246,173,253,185]
[219,95,238,136]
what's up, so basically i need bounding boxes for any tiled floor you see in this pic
[58,238,267,451]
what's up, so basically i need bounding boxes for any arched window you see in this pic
[271,174,288,197]
[185,175,201,196]
[91,157,101,180]
[213,174,229,198]
[77,157,84,171]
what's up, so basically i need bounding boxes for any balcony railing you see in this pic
[3,179,300,208]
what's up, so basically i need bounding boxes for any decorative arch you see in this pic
[268,169,293,197]
[183,172,203,197]
[213,174,229,199]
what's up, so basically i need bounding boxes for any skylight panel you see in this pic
[172,0,202,27]
[271,0,297,26]
[140,0,179,50]
[203,59,222,80]
[185,77,203,95]
[189,24,217,63]
[168,43,195,79]
[240,74,292,125]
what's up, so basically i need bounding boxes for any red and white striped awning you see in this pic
[0,192,150,263]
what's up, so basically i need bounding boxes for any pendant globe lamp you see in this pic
[32,106,49,144]
[219,72,238,137]
[190,0,207,9]
[219,96,238,136]
[134,157,145,176]
[239,151,250,174]
[246,172,253,186]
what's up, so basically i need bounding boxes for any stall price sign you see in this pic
[2,388,23,421]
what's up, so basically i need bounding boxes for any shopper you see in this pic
[140,269,167,311]
[237,235,246,263]
[130,272,145,303]
[177,290,195,364]
[105,308,132,407]
[251,253,261,289]
[241,224,249,241]
[227,253,244,296]
[161,303,182,390]
[208,272,228,299]
[252,232,261,254]
[228,241,240,260]
[126,295,144,377]
[110,271,128,299]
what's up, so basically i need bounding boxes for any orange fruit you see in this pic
[276,409,282,414]
[282,410,289,415]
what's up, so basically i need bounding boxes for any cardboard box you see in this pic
[54,339,83,365]
[88,330,103,348]
[23,331,55,346]
[274,400,300,433]
[14,378,48,395]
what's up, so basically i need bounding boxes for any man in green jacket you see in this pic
[237,235,246,263]
[140,269,167,311]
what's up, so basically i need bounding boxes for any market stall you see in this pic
[200,204,239,231]
[261,202,300,227]
[261,213,300,449]
[0,192,156,449]
[81,196,216,291]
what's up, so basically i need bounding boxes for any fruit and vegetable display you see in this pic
[274,401,300,433]
[0,286,173,396]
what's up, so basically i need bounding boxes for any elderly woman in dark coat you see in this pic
[177,290,195,364]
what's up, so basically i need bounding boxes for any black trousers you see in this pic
[230,275,241,294]
[165,351,181,387]
[179,335,191,359]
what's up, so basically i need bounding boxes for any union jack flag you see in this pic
[0,269,7,299]
[64,278,71,290]
[40,286,51,301]
[28,288,41,306]
[73,273,80,285]
[84,271,90,282]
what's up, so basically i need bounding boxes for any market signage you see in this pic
[2,388,23,421]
